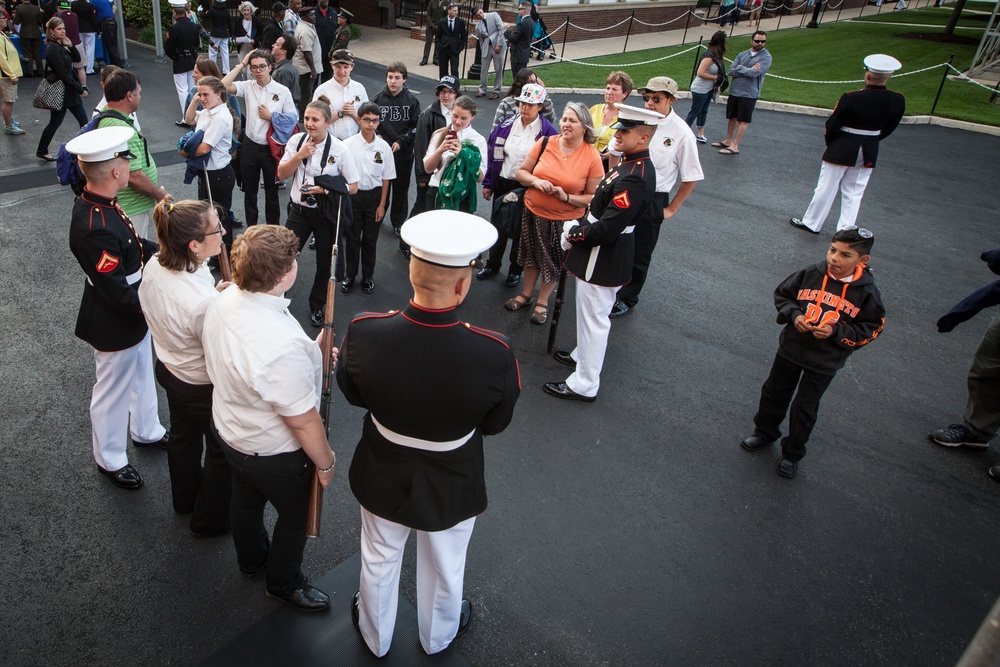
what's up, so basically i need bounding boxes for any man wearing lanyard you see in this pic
[222,49,297,227]
[312,49,368,141]
[789,54,905,235]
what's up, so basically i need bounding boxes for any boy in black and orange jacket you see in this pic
[741,227,886,478]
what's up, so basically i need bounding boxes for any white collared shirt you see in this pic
[312,77,369,140]
[425,125,488,189]
[138,256,218,385]
[280,131,360,206]
[233,78,297,144]
[194,103,233,171]
[343,132,397,191]
[203,286,322,456]
[499,115,540,180]
[647,109,705,193]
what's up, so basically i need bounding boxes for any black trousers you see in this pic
[486,177,522,275]
[345,188,382,282]
[100,18,122,67]
[240,139,280,226]
[155,361,230,535]
[37,102,87,155]
[21,37,42,76]
[511,60,528,77]
[425,186,472,213]
[752,353,836,461]
[298,73,315,122]
[219,440,312,594]
[286,201,341,312]
[617,191,668,308]
[388,151,412,231]
[439,48,459,78]
[198,163,236,251]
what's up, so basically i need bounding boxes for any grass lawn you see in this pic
[471,21,998,125]
[856,6,991,27]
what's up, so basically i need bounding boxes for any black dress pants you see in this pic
[388,151,412,231]
[752,353,835,461]
[100,18,122,67]
[425,186,471,213]
[240,139,280,226]
[486,176,521,276]
[439,48,459,78]
[199,163,236,252]
[219,440,312,594]
[286,201,338,312]
[617,191,668,308]
[155,361,230,535]
[345,187,382,282]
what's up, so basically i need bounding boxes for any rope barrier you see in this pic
[549,43,702,68]
[529,19,567,47]
[632,12,696,27]
[568,16,634,32]
[947,64,1000,92]
[720,56,949,83]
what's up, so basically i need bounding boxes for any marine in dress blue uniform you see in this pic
[68,126,168,489]
[337,211,520,657]
[545,104,662,401]
[790,54,906,234]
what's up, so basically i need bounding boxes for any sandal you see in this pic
[718,147,740,155]
[710,141,729,148]
[504,292,533,311]
[530,303,548,325]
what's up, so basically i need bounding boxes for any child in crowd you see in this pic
[741,227,886,478]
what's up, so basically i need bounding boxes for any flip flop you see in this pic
[719,147,740,155]
[710,141,730,148]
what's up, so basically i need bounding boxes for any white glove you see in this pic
[560,230,571,251]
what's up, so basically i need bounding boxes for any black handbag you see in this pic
[33,68,65,111]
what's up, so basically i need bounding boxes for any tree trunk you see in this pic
[943,0,967,36]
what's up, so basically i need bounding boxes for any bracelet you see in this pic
[317,454,336,474]
[564,193,570,203]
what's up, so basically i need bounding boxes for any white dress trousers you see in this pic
[91,331,166,471]
[565,277,620,398]
[800,150,873,233]
[208,37,230,74]
[79,32,96,74]
[358,507,476,657]
[173,70,195,117]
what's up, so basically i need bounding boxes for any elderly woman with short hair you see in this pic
[589,70,633,166]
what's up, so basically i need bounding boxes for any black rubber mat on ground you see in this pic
[202,552,470,667]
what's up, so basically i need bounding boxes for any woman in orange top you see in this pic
[507,102,603,325]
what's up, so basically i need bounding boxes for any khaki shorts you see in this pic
[0,77,17,104]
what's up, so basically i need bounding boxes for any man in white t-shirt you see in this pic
[312,49,368,141]
[222,49,297,227]
[292,6,322,121]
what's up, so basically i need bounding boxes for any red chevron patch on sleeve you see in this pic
[96,250,120,273]
[613,191,630,209]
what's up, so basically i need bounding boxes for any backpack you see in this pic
[56,110,143,195]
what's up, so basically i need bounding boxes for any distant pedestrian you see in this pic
[790,54,905,235]
[90,0,119,66]
[473,7,505,100]
[165,0,200,120]
[420,0,447,67]
[258,1,285,51]
[715,31,771,156]
[504,2,533,77]
[232,2,262,64]
[685,30,727,144]
[70,0,98,74]
[313,0,337,84]
[435,3,465,79]
[0,11,25,135]
[205,0,231,74]
[35,17,87,162]
[332,8,352,53]
[292,5,321,119]
[13,0,44,77]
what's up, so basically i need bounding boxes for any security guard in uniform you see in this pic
[165,0,202,122]
[790,54,906,234]
[546,104,663,402]
[68,126,169,489]
[337,211,521,658]
[332,9,352,52]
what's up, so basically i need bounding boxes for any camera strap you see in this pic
[296,132,333,200]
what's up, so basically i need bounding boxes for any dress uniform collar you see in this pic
[403,301,462,327]
[864,84,888,91]
[81,189,118,208]
[619,149,651,163]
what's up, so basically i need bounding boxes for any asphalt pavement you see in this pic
[1,42,1000,667]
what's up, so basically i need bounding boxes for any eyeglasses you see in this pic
[359,117,380,124]
[248,63,269,71]
[642,95,669,104]
[842,226,873,239]
[205,222,224,237]
[752,39,766,44]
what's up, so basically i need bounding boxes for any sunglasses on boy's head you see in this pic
[842,226,873,239]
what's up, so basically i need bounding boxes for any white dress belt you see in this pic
[840,127,881,136]
[87,269,141,286]
[371,414,475,453]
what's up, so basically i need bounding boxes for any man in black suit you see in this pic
[504,1,533,77]
[435,3,465,79]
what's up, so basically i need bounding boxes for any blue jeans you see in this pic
[685,90,713,130]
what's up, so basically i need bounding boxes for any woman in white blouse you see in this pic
[182,76,236,250]
[138,198,231,537]
[277,95,360,327]
[422,95,488,213]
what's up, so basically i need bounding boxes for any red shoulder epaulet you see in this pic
[350,310,399,324]
[464,322,512,349]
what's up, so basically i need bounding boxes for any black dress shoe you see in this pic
[778,458,798,479]
[504,272,522,287]
[175,120,192,128]
[740,434,776,451]
[308,236,317,250]
[362,278,375,294]
[265,582,330,612]
[789,217,820,234]
[341,277,354,293]
[609,300,631,319]
[400,247,411,260]
[434,599,473,653]
[419,59,428,66]
[351,591,362,634]
[276,181,286,190]
[393,226,401,236]
[134,430,170,450]
[553,350,575,367]
[476,267,498,280]
[543,382,595,402]
[310,309,325,327]
[97,463,144,489]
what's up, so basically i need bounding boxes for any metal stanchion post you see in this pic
[806,0,822,27]
[930,54,954,116]
[623,11,635,53]
[690,36,704,86]
[682,9,691,45]
[560,17,569,61]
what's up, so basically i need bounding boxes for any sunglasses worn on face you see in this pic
[642,95,668,104]
[753,39,766,44]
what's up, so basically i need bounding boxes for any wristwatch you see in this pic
[337,110,344,119]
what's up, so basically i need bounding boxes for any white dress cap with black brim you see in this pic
[863,54,902,75]
[65,126,137,162]
[610,103,666,130]
[168,0,187,8]
[401,211,499,268]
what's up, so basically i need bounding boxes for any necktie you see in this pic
[449,19,454,31]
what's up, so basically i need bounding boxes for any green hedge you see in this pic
[123,0,174,29]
